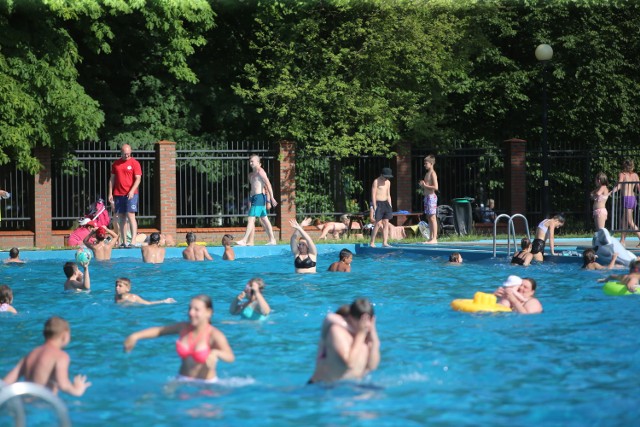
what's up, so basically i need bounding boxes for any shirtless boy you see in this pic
[222,234,235,261]
[369,168,394,248]
[3,316,92,396]
[236,155,278,246]
[63,261,90,291]
[328,248,353,272]
[141,232,165,264]
[83,226,119,261]
[308,298,380,383]
[114,277,176,305]
[182,232,212,261]
[419,155,439,244]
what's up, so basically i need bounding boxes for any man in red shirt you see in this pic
[108,144,142,247]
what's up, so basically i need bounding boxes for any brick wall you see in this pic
[503,138,527,232]
[394,141,413,212]
[155,141,177,237]
[34,147,53,248]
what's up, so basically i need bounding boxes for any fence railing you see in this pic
[175,141,274,228]
[50,142,156,230]
[0,164,33,231]
[610,182,640,234]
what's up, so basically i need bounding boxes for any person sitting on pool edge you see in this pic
[511,238,534,267]
[494,275,543,314]
[229,277,271,320]
[4,247,25,264]
[328,249,353,272]
[123,294,234,382]
[222,234,235,261]
[308,298,380,384]
[182,232,213,261]
[581,248,619,270]
[141,232,165,264]
[3,316,92,396]
[290,218,317,273]
[63,261,90,291]
[114,277,176,305]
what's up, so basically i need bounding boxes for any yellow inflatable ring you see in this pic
[451,292,512,313]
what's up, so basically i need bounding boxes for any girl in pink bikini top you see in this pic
[175,325,212,364]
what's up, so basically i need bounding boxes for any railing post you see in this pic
[503,138,527,233]
[34,147,54,248]
[395,141,413,212]
[155,141,177,237]
[277,140,296,242]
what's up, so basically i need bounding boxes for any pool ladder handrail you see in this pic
[492,213,531,258]
[0,381,71,427]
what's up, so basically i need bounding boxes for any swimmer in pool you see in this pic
[123,294,234,381]
[63,261,90,291]
[308,298,380,383]
[581,248,620,270]
[4,247,25,264]
[229,277,271,320]
[290,218,318,273]
[494,277,543,314]
[328,249,353,272]
[114,277,176,305]
[602,259,640,292]
[447,252,463,265]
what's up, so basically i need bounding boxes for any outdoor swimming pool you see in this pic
[1,244,638,426]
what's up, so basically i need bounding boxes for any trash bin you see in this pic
[451,197,474,236]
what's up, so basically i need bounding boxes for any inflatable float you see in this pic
[592,228,637,267]
[451,292,512,313]
[602,281,640,296]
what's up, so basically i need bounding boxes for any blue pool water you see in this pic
[1,244,638,426]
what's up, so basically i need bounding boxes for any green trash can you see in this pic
[451,197,474,236]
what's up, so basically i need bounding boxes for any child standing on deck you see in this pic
[419,155,439,244]
[369,168,394,248]
[612,159,640,246]
[591,172,610,231]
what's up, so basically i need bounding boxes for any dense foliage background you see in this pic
[1,0,639,173]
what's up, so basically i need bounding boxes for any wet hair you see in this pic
[186,232,196,244]
[222,234,233,246]
[339,248,353,261]
[0,284,13,304]
[149,232,161,244]
[248,277,266,291]
[191,294,214,322]
[43,316,70,339]
[531,239,545,254]
[9,247,19,259]
[116,277,132,289]
[623,159,634,172]
[335,304,350,318]
[424,154,436,165]
[595,172,608,187]
[449,252,462,263]
[629,259,640,274]
[523,277,537,291]
[63,261,77,278]
[349,298,374,319]
[521,238,531,250]
[582,249,597,268]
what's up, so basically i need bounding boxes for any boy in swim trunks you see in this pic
[419,155,439,244]
[236,155,278,246]
[3,316,92,396]
[369,168,394,248]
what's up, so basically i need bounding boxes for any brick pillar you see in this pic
[503,138,527,232]
[34,147,53,247]
[277,140,296,242]
[395,141,412,212]
[155,140,177,237]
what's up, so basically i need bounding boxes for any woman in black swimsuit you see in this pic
[290,219,318,273]
[511,238,534,267]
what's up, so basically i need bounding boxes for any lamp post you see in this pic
[535,44,553,219]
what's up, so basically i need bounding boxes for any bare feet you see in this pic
[266,241,277,246]
[369,243,376,248]
[424,240,438,244]
[235,240,247,246]
[382,244,391,248]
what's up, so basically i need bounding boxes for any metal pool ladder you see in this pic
[0,381,71,427]
[492,214,530,258]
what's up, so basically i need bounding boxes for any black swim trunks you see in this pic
[374,201,393,221]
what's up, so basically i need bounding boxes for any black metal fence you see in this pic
[0,164,33,230]
[50,142,156,230]
[176,141,274,228]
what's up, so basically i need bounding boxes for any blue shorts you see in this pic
[248,194,268,218]
[114,194,139,214]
